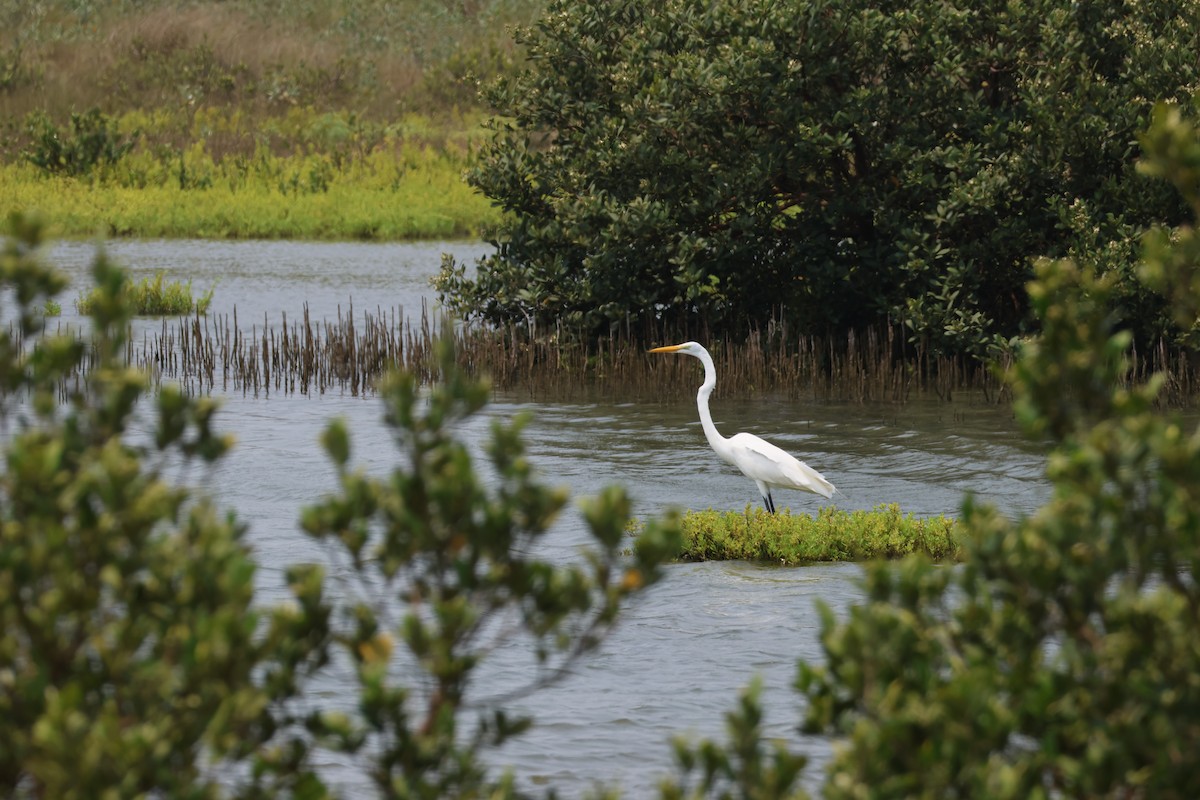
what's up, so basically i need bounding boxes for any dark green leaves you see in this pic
[0,213,329,798]
[440,0,1199,357]
[23,108,136,178]
[795,103,1200,799]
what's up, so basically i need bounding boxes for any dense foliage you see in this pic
[0,215,329,796]
[439,0,1199,356]
[0,212,680,797]
[23,108,136,177]
[794,102,1200,798]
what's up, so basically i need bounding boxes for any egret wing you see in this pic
[728,432,835,499]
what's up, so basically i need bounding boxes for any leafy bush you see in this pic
[299,339,682,795]
[793,101,1200,798]
[23,108,137,177]
[439,0,1199,357]
[0,211,681,797]
[0,212,328,796]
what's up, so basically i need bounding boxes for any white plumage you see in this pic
[650,341,835,512]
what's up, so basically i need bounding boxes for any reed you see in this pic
[119,308,1016,401]
[668,504,963,564]
[17,303,1200,404]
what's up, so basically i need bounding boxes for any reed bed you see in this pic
[127,309,1013,401]
[15,305,1200,405]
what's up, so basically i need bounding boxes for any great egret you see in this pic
[649,341,835,512]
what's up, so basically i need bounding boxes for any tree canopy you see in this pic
[439,0,1198,357]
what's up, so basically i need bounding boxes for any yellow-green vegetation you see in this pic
[2,151,498,241]
[0,1,534,240]
[2,110,502,240]
[675,503,962,564]
[76,272,214,316]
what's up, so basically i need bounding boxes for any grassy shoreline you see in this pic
[1,151,500,242]
[1,0,528,242]
[667,504,963,565]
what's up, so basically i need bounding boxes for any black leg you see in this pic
[763,492,776,513]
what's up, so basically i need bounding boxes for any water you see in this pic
[47,237,489,323]
[39,240,1051,795]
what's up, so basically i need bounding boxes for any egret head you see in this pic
[648,341,705,358]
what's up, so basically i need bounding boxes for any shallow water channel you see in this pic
[46,239,1051,796]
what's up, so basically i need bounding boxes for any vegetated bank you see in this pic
[7,1,1200,398]
[664,504,962,565]
[1,111,502,241]
[0,0,533,240]
[436,0,1200,395]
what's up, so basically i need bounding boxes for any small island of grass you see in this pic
[76,272,214,316]
[669,503,962,565]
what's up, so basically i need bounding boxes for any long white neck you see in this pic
[693,348,734,463]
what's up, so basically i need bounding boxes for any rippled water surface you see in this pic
[45,240,1051,796]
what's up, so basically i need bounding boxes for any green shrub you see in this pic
[440,0,1199,357]
[298,338,682,795]
[23,108,137,177]
[1,210,681,797]
[0,212,329,796]
[792,101,1200,798]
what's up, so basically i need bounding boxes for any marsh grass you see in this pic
[670,504,963,564]
[77,273,214,316]
[2,0,515,243]
[1,137,500,240]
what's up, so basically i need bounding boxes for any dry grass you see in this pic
[104,5,340,71]
[2,5,409,119]
[0,0,536,152]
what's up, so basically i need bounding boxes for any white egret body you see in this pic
[650,341,835,512]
